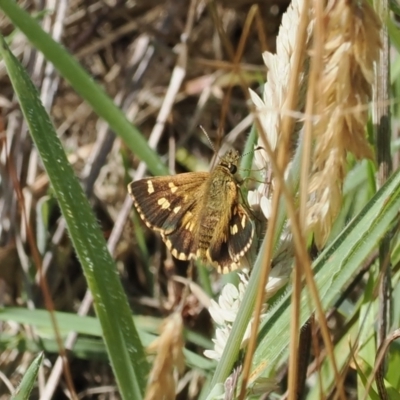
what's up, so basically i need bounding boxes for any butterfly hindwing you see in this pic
[207,204,254,272]
[227,205,254,262]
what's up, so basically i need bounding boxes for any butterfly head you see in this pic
[219,149,240,174]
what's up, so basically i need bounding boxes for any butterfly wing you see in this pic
[227,205,254,262]
[161,210,199,261]
[208,204,254,273]
[128,173,208,259]
[128,172,208,233]
[129,159,255,272]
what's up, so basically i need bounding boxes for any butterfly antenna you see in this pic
[241,145,264,159]
[199,125,216,153]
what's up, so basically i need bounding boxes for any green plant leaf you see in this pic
[0,307,216,371]
[11,352,43,400]
[0,34,148,399]
[253,166,400,380]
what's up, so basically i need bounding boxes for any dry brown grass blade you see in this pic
[217,5,264,142]
[206,3,268,157]
[373,1,392,399]
[295,0,322,397]
[240,0,313,397]
[284,1,312,395]
[145,312,185,400]
[362,329,400,400]
[289,0,324,394]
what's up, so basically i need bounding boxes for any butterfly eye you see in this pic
[229,164,237,174]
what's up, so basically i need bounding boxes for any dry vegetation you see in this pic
[0,1,289,398]
[0,1,397,400]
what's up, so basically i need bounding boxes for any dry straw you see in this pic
[145,313,185,400]
[307,0,381,248]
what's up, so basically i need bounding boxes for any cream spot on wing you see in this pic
[241,214,247,228]
[184,211,192,218]
[169,182,178,193]
[165,239,172,250]
[230,224,238,235]
[178,252,187,260]
[141,217,153,229]
[230,261,239,270]
[173,206,181,214]
[147,180,155,194]
[182,211,193,230]
[158,198,171,209]
[218,261,240,273]
[170,245,189,261]
[171,248,178,258]
[185,222,195,231]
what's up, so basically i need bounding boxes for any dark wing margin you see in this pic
[207,240,237,274]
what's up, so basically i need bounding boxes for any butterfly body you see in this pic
[128,150,254,273]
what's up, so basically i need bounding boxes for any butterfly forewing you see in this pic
[128,173,208,234]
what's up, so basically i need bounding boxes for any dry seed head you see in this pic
[307,0,381,247]
[145,313,185,400]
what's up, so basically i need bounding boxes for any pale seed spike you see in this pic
[306,0,381,248]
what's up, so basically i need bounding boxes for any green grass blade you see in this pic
[0,0,167,176]
[11,353,43,400]
[0,307,216,371]
[0,35,148,399]
[253,166,400,380]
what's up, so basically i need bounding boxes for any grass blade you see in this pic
[0,34,148,399]
[12,353,44,400]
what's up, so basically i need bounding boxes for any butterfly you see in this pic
[128,149,254,273]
